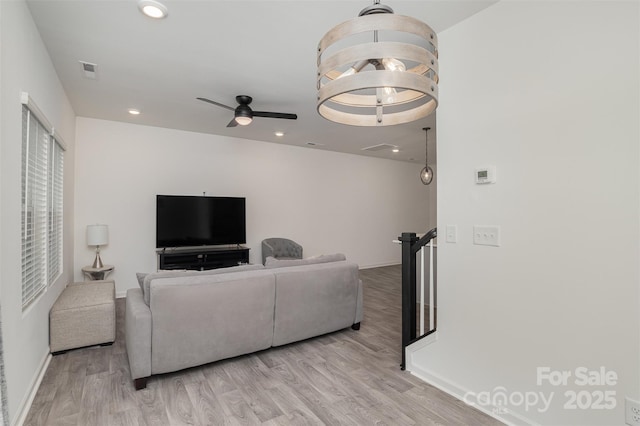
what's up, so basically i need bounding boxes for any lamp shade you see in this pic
[87,224,108,246]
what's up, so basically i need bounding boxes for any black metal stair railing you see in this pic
[399,228,437,370]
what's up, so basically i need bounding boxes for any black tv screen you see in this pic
[156,195,246,248]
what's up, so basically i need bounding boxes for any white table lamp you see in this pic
[87,224,108,268]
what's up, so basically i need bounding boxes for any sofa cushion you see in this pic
[141,263,264,306]
[265,253,346,269]
[271,261,359,346]
[149,269,276,375]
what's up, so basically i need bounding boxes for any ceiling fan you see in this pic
[196,95,297,127]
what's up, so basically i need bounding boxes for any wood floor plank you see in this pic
[221,354,279,391]
[158,375,197,426]
[45,371,84,421]
[280,380,350,426]
[108,367,139,415]
[26,265,502,426]
[86,345,111,376]
[107,409,147,426]
[134,383,172,426]
[23,395,53,426]
[77,371,111,426]
[201,361,238,395]
[43,413,79,426]
[235,382,283,423]
[266,384,324,425]
[217,389,262,425]
[184,380,231,426]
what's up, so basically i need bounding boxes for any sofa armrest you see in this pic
[125,288,152,381]
[355,279,363,324]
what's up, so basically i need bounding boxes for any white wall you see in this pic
[73,118,430,295]
[427,164,437,232]
[0,0,76,423]
[410,1,639,425]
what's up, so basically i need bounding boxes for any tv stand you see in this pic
[157,246,250,271]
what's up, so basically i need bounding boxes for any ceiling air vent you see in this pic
[79,61,97,79]
[361,143,398,152]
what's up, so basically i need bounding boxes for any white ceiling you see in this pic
[26,0,497,164]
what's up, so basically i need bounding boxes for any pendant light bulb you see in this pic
[420,166,434,185]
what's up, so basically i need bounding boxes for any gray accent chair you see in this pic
[261,238,303,265]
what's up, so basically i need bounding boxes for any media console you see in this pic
[157,246,250,271]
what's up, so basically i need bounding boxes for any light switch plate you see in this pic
[473,225,500,246]
[446,225,457,243]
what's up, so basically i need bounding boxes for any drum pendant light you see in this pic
[317,0,439,126]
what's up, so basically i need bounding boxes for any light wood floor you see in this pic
[25,265,502,425]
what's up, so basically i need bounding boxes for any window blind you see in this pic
[48,138,64,285]
[21,98,65,309]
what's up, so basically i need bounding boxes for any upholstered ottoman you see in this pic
[50,280,115,354]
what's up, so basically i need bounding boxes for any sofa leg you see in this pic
[351,322,361,330]
[134,377,148,390]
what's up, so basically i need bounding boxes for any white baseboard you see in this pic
[12,351,51,426]
[359,262,400,270]
[407,361,536,426]
[405,331,438,367]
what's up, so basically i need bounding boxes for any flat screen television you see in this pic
[156,195,246,248]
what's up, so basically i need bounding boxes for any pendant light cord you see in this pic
[423,127,430,167]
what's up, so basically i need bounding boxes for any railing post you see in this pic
[399,232,418,370]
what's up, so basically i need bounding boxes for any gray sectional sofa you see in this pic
[125,255,363,389]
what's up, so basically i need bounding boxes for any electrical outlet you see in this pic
[473,225,500,247]
[626,397,640,426]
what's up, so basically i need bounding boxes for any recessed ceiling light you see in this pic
[128,109,141,115]
[274,131,284,137]
[392,148,400,153]
[138,0,168,19]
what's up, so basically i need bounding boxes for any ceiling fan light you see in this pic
[234,105,253,126]
[235,116,252,126]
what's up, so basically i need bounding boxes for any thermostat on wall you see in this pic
[475,166,496,184]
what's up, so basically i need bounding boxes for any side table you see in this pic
[82,265,114,281]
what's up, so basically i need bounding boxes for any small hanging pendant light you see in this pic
[420,127,433,185]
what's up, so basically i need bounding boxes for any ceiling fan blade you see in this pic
[252,111,298,120]
[226,118,238,127]
[196,97,235,111]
